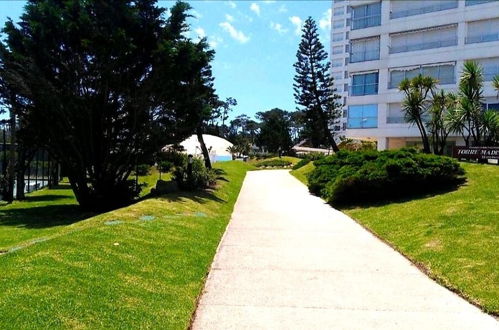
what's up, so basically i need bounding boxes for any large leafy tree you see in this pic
[399,75,437,153]
[293,17,340,151]
[256,108,292,154]
[0,0,216,210]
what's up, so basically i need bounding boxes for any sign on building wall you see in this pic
[453,147,499,160]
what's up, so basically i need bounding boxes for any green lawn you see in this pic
[291,162,499,315]
[0,161,252,329]
[290,161,315,185]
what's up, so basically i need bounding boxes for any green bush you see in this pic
[292,158,311,170]
[157,151,186,168]
[256,159,292,168]
[158,161,174,173]
[135,164,151,176]
[308,149,465,205]
[173,157,217,191]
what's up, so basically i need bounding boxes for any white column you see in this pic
[377,137,388,151]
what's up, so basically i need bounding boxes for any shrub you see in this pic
[308,149,465,205]
[135,164,151,176]
[157,151,186,168]
[173,157,217,191]
[292,158,311,170]
[158,161,174,173]
[256,159,292,168]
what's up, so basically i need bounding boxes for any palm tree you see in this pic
[399,75,437,153]
[482,110,499,146]
[428,90,456,155]
[493,75,499,96]
[458,61,484,146]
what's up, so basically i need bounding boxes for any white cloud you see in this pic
[289,16,303,36]
[226,1,236,9]
[194,27,206,39]
[219,22,250,44]
[319,9,332,30]
[270,21,288,35]
[225,14,235,22]
[250,3,260,16]
[278,4,287,13]
[209,35,224,49]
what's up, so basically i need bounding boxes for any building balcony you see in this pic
[350,50,380,63]
[350,83,379,96]
[466,33,499,45]
[390,1,458,20]
[351,15,381,30]
[389,38,458,54]
[465,0,496,6]
[386,116,405,124]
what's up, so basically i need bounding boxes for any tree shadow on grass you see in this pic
[24,195,69,203]
[156,188,226,204]
[0,204,95,229]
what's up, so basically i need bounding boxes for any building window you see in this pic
[332,71,342,81]
[332,45,344,55]
[387,103,405,124]
[333,20,345,29]
[350,37,380,63]
[390,24,457,54]
[351,72,379,96]
[476,57,499,81]
[332,59,343,68]
[334,7,345,16]
[466,19,499,44]
[343,109,348,118]
[344,71,349,79]
[352,2,381,30]
[466,0,495,6]
[390,0,458,20]
[347,104,378,129]
[342,122,347,130]
[332,32,344,42]
[389,63,455,89]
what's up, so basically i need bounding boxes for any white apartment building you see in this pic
[330,0,499,152]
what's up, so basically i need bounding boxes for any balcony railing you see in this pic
[466,33,499,44]
[350,83,379,96]
[390,1,458,19]
[347,117,378,129]
[386,116,405,124]
[465,0,495,6]
[352,15,381,30]
[390,37,457,54]
[484,70,499,81]
[350,50,380,63]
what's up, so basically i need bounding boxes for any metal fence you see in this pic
[0,127,60,201]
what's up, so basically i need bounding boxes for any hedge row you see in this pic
[256,159,292,168]
[308,149,465,205]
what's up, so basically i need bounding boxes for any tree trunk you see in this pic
[15,149,25,200]
[196,126,212,169]
[5,113,16,202]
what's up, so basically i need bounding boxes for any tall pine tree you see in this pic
[293,17,341,151]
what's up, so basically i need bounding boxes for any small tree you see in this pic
[293,17,341,151]
[399,75,437,153]
[427,90,456,155]
[256,108,292,154]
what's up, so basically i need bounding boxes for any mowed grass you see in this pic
[0,161,252,329]
[290,161,315,185]
[0,169,167,250]
[292,162,499,314]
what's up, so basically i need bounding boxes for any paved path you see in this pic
[192,170,498,329]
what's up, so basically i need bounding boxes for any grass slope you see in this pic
[290,161,315,185]
[292,162,499,314]
[0,161,252,329]
[0,169,167,251]
[344,163,499,314]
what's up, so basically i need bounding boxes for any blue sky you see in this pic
[0,0,333,121]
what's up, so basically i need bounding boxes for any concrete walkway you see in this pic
[192,170,498,329]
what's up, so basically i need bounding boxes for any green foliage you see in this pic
[308,149,465,206]
[256,108,293,153]
[157,161,173,173]
[134,164,151,176]
[293,17,340,150]
[256,159,292,168]
[173,157,216,190]
[292,158,311,170]
[0,0,216,210]
[338,138,377,152]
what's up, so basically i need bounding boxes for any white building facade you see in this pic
[330,0,499,151]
